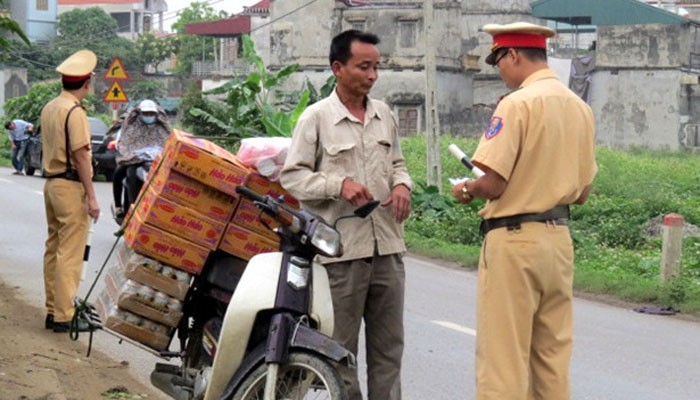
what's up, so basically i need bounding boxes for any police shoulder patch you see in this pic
[485,116,504,140]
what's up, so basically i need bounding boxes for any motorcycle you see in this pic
[22,130,42,176]
[150,185,379,400]
[112,146,162,225]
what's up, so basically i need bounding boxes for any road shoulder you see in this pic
[0,280,161,399]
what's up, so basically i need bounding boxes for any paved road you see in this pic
[1,167,699,399]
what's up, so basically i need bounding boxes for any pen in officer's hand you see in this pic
[448,144,485,178]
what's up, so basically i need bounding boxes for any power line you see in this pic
[248,0,319,34]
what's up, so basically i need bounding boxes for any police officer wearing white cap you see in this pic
[40,49,99,333]
[451,22,597,399]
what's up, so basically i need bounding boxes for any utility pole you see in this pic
[424,0,442,190]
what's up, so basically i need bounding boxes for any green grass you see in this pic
[402,135,700,315]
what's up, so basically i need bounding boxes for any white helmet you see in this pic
[138,99,158,113]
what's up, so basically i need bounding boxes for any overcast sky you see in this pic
[162,0,256,32]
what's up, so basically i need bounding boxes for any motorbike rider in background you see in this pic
[111,99,171,220]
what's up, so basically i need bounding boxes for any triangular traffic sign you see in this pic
[104,57,129,80]
[104,81,129,103]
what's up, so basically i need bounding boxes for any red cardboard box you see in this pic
[219,224,279,261]
[137,187,226,250]
[159,130,250,197]
[148,167,237,223]
[124,212,210,275]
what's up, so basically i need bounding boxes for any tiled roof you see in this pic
[184,15,251,37]
[243,0,270,14]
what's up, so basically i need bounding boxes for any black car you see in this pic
[22,117,111,179]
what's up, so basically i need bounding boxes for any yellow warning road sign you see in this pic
[104,57,129,80]
[104,81,128,103]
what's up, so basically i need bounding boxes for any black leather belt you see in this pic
[45,170,81,182]
[480,205,570,236]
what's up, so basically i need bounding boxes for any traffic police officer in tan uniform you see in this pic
[452,22,597,399]
[41,50,100,333]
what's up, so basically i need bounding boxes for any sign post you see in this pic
[103,57,129,121]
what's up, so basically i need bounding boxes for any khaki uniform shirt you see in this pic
[40,91,92,177]
[280,90,413,264]
[472,68,597,219]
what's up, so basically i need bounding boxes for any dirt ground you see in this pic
[0,281,163,400]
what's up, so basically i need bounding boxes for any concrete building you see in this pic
[2,0,57,43]
[266,0,474,136]
[57,0,167,40]
[592,23,700,149]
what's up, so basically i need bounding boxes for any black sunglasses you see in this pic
[485,47,512,66]
[490,49,510,68]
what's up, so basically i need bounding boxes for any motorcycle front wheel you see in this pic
[232,352,347,400]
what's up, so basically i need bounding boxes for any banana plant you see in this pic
[186,35,316,138]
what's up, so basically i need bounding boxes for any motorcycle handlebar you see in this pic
[235,185,298,228]
[235,185,266,203]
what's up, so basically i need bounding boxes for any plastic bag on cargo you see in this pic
[236,137,291,181]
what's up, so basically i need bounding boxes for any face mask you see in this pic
[140,115,156,124]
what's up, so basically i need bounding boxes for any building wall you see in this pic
[8,0,57,43]
[591,23,700,150]
[26,0,57,43]
[251,15,271,66]
[269,0,336,68]
[591,69,682,149]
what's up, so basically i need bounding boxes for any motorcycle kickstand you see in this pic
[263,363,280,400]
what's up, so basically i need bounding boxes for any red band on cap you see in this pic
[61,73,92,83]
[493,33,546,50]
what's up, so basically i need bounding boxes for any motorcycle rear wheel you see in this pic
[232,352,346,400]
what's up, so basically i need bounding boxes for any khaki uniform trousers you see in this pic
[43,178,88,323]
[324,253,405,400]
[476,222,574,400]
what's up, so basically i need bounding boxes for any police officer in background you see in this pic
[452,23,597,399]
[41,50,100,333]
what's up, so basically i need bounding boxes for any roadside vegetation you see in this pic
[403,135,700,315]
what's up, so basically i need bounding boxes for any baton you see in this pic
[81,221,94,281]
[448,144,485,178]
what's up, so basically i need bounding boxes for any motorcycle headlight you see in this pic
[310,222,342,257]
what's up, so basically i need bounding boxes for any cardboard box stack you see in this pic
[96,243,190,351]
[99,130,300,351]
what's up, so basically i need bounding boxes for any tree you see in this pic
[171,2,227,74]
[3,81,102,128]
[0,40,57,82]
[136,32,177,74]
[54,7,140,72]
[0,15,29,49]
[181,35,312,138]
[129,80,167,101]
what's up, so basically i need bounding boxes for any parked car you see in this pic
[22,116,111,180]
